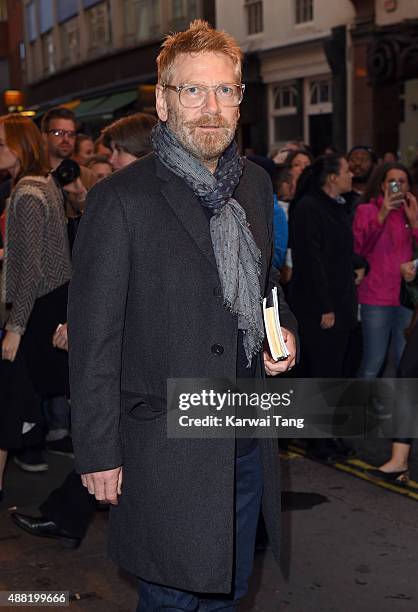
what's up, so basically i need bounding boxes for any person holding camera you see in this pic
[353,162,418,382]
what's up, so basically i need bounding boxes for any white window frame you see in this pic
[303,75,333,144]
[306,76,332,114]
[269,81,299,149]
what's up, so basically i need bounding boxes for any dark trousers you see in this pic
[137,444,263,611]
[40,470,96,539]
[298,319,351,378]
[298,319,351,453]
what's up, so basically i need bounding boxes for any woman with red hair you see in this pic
[0,114,72,500]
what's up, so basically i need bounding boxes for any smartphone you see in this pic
[388,180,403,207]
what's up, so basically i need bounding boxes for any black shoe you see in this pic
[366,468,409,485]
[11,513,81,549]
[367,397,392,421]
[46,436,74,458]
[14,448,48,472]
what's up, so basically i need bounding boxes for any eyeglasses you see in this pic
[163,83,245,108]
[47,129,77,139]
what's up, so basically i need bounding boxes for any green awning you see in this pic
[74,96,108,118]
[80,91,138,118]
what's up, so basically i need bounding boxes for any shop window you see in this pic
[272,83,299,112]
[274,115,302,143]
[245,0,263,35]
[310,78,332,106]
[295,0,313,24]
[270,82,301,147]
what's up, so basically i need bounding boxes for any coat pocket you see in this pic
[121,390,166,422]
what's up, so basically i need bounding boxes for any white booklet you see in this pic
[263,286,290,362]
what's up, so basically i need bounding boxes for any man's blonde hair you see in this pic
[157,19,243,85]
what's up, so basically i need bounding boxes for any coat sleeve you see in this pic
[6,192,44,335]
[272,200,288,269]
[263,180,298,341]
[353,203,384,257]
[68,180,130,474]
[294,200,334,315]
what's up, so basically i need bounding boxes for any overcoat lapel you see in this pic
[156,158,218,271]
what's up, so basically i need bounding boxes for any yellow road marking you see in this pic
[286,444,418,501]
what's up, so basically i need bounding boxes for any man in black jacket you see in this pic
[68,20,297,610]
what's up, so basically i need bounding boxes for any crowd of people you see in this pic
[1,99,418,509]
[0,17,417,610]
[261,140,418,474]
[0,107,158,499]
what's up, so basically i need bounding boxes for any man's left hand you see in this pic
[264,327,296,376]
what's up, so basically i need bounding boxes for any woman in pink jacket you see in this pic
[353,163,418,483]
[353,162,418,378]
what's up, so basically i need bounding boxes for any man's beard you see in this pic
[51,144,74,161]
[166,107,238,163]
[352,167,373,185]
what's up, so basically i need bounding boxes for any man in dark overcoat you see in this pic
[68,19,297,611]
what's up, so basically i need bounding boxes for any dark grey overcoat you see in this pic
[68,153,297,593]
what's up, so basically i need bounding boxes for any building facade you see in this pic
[217,0,418,160]
[216,0,355,156]
[352,0,418,162]
[22,0,215,131]
[19,1,418,157]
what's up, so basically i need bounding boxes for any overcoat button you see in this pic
[211,344,224,355]
[213,286,222,297]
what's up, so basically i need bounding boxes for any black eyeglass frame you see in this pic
[46,129,77,138]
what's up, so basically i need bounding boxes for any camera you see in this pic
[52,159,81,187]
[388,180,401,195]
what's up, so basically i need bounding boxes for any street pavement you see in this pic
[0,439,417,612]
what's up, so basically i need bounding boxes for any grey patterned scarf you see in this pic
[152,122,264,366]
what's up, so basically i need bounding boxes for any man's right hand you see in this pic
[81,467,123,505]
